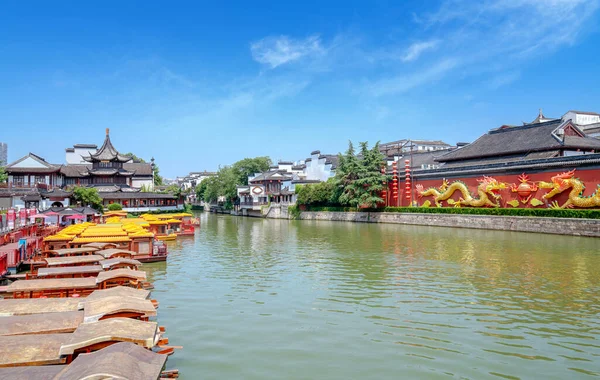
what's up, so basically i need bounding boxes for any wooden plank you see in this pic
[0,334,68,367]
[0,365,65,379]
[5,278,97,292]
[83,286,151,304]
[0,298,81,316]
[44,255,104,267]
[0,311,84,336]
[95,269,147,284]
[59,318,158,356]
[37,265,103,278]
[46,247,99,256]
[100,258,141,270]
[95,249,136,259]
[81,242,116,249]
[54,342,167,380]
[83,296,157,323]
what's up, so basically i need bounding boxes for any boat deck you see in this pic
[0,311,84,336]
[0,333,69,367]
[0,298,82,316]
[37,265,103,278]
[44,255,104,267]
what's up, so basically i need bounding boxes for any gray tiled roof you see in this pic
[84,131,131,163]
[437,119,600,163]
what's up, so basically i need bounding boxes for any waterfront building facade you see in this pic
[389,117,600,209]
[1,130,180,212]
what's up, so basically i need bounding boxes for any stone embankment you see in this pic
[265,206,600,237]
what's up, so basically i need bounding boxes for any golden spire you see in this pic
[106,128,110,136]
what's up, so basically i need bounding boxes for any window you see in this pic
[34,175,46,184]
[12,175,25,186]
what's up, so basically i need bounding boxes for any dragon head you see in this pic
[478,176,507,199]
[551,169,576,182]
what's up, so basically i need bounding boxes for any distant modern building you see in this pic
[0,142,7,166]
[562,110,600,138]
[379,139,452,156]
[65,144,98,164]
[177,171,217,190]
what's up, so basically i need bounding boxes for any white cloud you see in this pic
[250,35,325,69]
[401,40,440,62]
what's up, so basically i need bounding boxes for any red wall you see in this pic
[385,168,600,208]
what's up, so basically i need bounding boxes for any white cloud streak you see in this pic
[250,35,325,69]
[368,58,459,96]
[401,40,440,62]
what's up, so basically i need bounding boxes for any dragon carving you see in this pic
[417,176,507,208]
[539,169,600,209]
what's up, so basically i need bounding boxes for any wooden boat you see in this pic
[96,268,147,289]
[3,268,148,298]
[0,342,171,379]
[34,265,103,279]
[83,296,157,322]
[44,255,105,267]
[0,298,82,317]
[3,278,98,298]
[100,257,141,270]
[42,247,100,258]
[0,318,162,367]
[0,311,84,336]
[94,248,136,259]
[156,233,177,241]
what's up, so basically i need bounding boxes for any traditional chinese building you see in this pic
[389,117,600,209]
[2,130,181,212]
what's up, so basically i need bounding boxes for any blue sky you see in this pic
[1,0,600,177]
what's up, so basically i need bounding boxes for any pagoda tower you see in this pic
[83,128,136,188]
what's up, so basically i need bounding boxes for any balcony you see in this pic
[0,183,53,190]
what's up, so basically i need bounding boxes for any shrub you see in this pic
[303,206,600,219]
[107,203,123,211]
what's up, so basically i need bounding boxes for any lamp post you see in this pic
[150,157,155,192]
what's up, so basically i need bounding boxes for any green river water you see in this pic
[144,213,600,379]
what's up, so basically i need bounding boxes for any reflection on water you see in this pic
[145,213,600,379]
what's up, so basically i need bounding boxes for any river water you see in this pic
[144,213,600,379]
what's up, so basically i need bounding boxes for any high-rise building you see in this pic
[0,142,7,166]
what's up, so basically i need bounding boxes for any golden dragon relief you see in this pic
[539,169,600,209]
[417,176,507,208]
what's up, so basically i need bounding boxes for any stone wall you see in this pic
[294,211,600,237]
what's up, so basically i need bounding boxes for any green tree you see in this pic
[336,141,387,208]
[107,203,123,211]
[164,184,182,198]
[72,186,104,212]
[153,165,164,186]
[203,176,221,204]
[232,157,272,185]
[0,166,7,183]
[122,152,146,163]
[195,179,209,202]
[123,153,163,186]
[296,180,337,206]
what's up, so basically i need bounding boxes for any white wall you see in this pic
[132,178,154,190]
[563,111,600,126]
[66,147,97,164]
[304,153,335,182]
